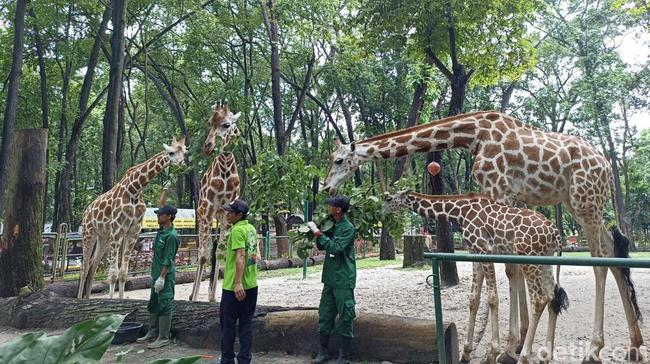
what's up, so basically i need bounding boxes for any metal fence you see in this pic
[423,252,650,364]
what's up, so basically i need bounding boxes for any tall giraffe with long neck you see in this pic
[77,137,188,299]
[383,190,568,363]
[323,111,642,363]
[189,101,241,302]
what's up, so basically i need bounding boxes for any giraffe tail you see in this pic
[551,285,569,314]
[611,225,642,322]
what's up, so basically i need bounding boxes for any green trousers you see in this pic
[318,285,356,338]
[147,279,175,316]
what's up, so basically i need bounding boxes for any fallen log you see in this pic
[0,291,458,364]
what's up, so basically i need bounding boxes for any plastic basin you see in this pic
[112,321,144,345]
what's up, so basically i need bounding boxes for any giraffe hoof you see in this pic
[626,347,644,362]
[461,352,471,363]
[481,357,497,364]
[515,342,524,354]
[497,352,518,364]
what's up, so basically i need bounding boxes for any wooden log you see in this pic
[403,235,427,268]
[0,129,48,297]
[0,291,459,364]
[124,270,218,291]
[44,281,108,297]
[311,254,325,265]
[264,257,291,270]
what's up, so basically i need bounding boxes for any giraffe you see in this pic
[322,111,643,363]
[189,101,241,302]
[383,190,569,363]
[77,137,188,299]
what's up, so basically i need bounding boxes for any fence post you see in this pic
[264,231,271,259]
[303,198,309,279]
[431,257,446,364]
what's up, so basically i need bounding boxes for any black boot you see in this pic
[312,333,330,364]
[336,336,351,364]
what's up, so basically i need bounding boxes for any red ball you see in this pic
[427,162,441,176]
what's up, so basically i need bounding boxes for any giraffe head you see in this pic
[164,136,189,165]
[322,140,361,196]
[203,100,241,155]
[382,190,411,214]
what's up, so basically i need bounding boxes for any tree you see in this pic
[0,0,28,216]
[101,0,127,191]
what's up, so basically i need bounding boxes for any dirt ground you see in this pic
[2,262,650,363]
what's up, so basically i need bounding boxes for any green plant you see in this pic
[0,314,200,364]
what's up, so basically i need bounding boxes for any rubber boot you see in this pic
[311,333,330,364]
[335,336,351,364]
[136,314,158,343]
[147,315,171,349]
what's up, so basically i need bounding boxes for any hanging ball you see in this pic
[427,161,441,176]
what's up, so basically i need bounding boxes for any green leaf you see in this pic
[0,314,124,364]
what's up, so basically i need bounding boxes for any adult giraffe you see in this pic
[78,137,188,299]
[322,111,642,363]
[189,101,241,302]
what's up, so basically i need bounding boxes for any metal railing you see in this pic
[424,252,650,364]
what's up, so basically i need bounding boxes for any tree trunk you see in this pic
[0,291,459,364]
[379,224,396,260]
[262,0,285,156]
[54,4,111,229]
[0,0,28,215]
[274,214,289,256]
[403,235,427,268]
[52,59,72,230]
[0,129,48,297]
[101,0,127,191]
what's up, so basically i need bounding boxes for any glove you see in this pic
[154,277,165,293]
[307,221,320,233]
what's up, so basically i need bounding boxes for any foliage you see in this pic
[0,313,200,364]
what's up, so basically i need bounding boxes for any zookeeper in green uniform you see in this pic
[137,204,180,349]
[307,195,356,364]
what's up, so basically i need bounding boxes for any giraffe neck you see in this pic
[405,192,489,222]
[117,152,170,197]
[355,111,495,161]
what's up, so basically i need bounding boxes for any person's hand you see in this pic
[154,277,165,293]
[234,282,246,301]
[307,221,320,233]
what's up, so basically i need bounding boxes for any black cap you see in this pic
[223,199,249,215]
[154,205,178,216]
[325,195,350,213]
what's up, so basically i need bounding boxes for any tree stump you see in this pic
[0,129,48,297]
[0,291,459,363]
[403,235,427,268]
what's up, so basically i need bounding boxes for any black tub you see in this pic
[112,321,144,345]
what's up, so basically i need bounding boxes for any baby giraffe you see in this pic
[383,190,569,364]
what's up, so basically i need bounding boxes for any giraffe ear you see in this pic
[163,143,173,152]
[171,136,178,144]
[232,112,241,122]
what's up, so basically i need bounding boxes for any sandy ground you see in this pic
[2,262,650,363]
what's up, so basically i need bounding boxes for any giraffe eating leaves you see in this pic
[189,101,241,302]
[325,111,642,363]
[78,136,188,299]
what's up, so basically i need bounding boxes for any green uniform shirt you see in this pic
[316,215,356,289]
[152,225,180,281]
[223,219,258,291]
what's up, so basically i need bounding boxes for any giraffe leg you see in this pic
[462,262,485,363]
[582,265,607,364]
[208,211,228,303]
[118,226,141,299]
[601,228,643,361]
[84,234,111,299]
[78,226,95,299]
[190,204,214,301]
[516,268,529,354]
[482,263,500,364]
[107,243,120,299]
[497,264,520,364]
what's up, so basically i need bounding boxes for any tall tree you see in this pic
[0,0,28,215]
[101,0,127,191]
